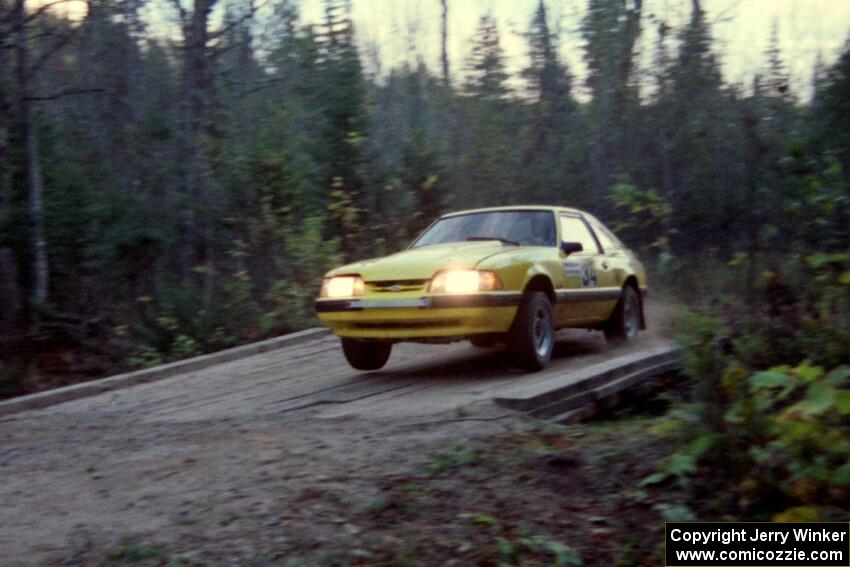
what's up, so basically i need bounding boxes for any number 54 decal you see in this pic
[563,261,598,288]
[581,265,597,288]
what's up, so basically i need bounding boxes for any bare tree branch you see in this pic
[0,0,86,28]
[209,34,252,58]
[24,0,87,24]
[207,0,261,42]
[228,76,285,98]
[712,0,742,24]
[25,87,104,102]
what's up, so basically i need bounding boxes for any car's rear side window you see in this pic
[590,220,624,251]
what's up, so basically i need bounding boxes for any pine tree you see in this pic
[667,0,741,251]
[316,0,369,258]
[520,0,581,204]
[464,14,509,103]
[814,42,850,183]
[440,0,449,87]
[582,0,643,196]
[651,18,675,201]
[765,20,791,101]
[523,0,572,107]
[76,0,147,191]
[456,15,515,207]
[757,20,796,174]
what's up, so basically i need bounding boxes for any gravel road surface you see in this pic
[0,304,673,566]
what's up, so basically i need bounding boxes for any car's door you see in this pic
[554,214,618,325]
[584,215,628,321]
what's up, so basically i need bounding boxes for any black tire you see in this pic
[604,285,641,346]
[508,291,555,371]
[341,338,392,371]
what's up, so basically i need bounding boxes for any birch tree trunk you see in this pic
[0,31,19,331]
[15,0,49,310]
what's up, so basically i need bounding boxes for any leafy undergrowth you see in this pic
[643,256,850,523]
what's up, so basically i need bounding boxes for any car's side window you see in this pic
[590,220,622,251]
[559,216,600,254]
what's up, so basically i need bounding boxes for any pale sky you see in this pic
[297,0,850,100]
[39,0,850,100]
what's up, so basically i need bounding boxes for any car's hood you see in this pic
[328,241,513,281]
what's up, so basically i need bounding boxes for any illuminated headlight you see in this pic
[320,276,365,298]
[429,270,502,293]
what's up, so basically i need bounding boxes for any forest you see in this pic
[0,0,848,395]
[0,0,848,552]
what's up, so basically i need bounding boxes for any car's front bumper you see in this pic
[315,292,522,340]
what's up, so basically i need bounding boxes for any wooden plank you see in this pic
[0,328,331,418]
[494,347,680,414]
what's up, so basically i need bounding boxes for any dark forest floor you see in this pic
[0,331,127,399]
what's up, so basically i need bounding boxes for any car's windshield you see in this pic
[412,210,556,248]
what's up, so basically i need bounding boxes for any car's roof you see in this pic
[441,205,587,218]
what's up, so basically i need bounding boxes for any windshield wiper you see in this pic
[465,236,520,246]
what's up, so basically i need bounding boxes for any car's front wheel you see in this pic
[604,285,641,346]
[508,291,555,371]
[341,338,392,371]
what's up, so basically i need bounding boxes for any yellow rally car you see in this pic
[315,206,647,371]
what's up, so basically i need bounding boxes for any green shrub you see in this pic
[128,280,255,365]
[649,265,849,520]
[266,215,341,332]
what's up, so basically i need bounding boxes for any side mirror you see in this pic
[560,241,583,255]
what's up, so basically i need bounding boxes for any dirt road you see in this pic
[0,305,674,566]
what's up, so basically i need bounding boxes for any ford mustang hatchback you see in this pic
[315,206,647,371]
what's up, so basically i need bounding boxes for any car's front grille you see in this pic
[367,279,429,293]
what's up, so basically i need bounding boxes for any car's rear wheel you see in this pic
[508,291,554,371]
[341,338,392,371]
[604,285,641,346]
